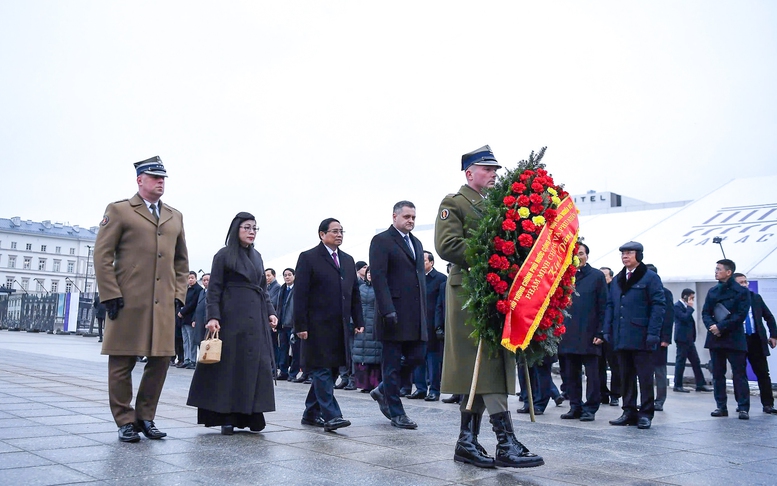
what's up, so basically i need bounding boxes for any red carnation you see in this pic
[494,281,508,294]
[507,264,520,280]
[496,300,510,314]
[519,173,532,182]
[493,236,504,253]
[488,254,503,270]
[545,209,557,221]
[505,209,517,221]
[530,204,544,215]
[521,220,537,233]
[533,333,548,342]
[553,325,566,337]
[517,195,530,206]
[529,193,543,205]
[501,240,516,255]
[502,219,517,232]
[518,234,534,248]
[531,182,544,193]
[539,317,553,330]
[546,308,560,320]
[486,272,501,285]
[512,182,526,193]
[537,169,547,176]
[503,195,516,207]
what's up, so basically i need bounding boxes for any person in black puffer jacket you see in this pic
[352,267,382,392]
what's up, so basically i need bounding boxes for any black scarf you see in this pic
[616,262,647,293]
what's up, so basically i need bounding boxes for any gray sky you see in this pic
[2,1,776,272]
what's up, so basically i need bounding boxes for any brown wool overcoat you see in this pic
[94,193,189,357]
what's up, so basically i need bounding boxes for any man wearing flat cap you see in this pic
[435,145,544,469]
[94,156,189,443]
[603,241,666,430]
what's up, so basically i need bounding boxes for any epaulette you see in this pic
[164,203,182,215]
[112,198,129,204]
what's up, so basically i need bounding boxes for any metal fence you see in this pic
[0,292,96,333]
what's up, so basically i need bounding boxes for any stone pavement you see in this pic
[1,331,776,486]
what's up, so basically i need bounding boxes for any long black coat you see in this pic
[558,264,607,356]
[369,226,427,343]
[187,246,276,415]
[352,282,381,365]
[425,268,447,352]
[294,242,364,369]
[660,288,674,344]
[180,283,203,325]
[702,278,750,352]
[749,291,776,356]
[673,300,696,344]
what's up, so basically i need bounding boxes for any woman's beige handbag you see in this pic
[197,330,222,364]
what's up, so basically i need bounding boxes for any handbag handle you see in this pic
[204,329,219,340]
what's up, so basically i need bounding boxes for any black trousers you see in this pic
[303,367,342,421]
[746,335,775,408]
[709,349,750,411]
[562,354,601,414]
[277,327,292,376]
[617,350,655,419]
[600,341,621,400]
[378,340,424,418]
[674,341,707,388]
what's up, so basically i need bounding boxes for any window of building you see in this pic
[55,246,61,254]
[70,248,75,255]
[53,260,61,272]
[85,282,93,293]
[87,262,94,275]
[35,280,44,292]
[10,242,16,249]
[65,282,72,293]
[21,278,29,290]
[38,258,46,271]
[5,277,13,288]
[67,261,75,273]
[8,256,15,268]
[40,245,47,252]
[26,243,32,251]
[51,281,59,293]
[23,257,31,269]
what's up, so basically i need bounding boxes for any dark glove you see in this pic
[646,335,660,349]
[104,298,124,320]
[435,327,445,340]
[383,312,398,327]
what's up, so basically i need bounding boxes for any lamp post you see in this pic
[12,279,29,295]
[84,245,93,295]
[65,277,82,293]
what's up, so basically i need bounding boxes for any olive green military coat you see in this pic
[435,184,516,395]
[94,193,189,357]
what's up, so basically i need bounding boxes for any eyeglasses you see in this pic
[240,225,259,232]
[326,229,345,235]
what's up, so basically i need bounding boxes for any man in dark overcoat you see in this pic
[645,264,673,411]
[294,218,364,432]
[733,273,777,415]
[193,273,210,343]
[368,201,427,429]
[94,156,189,442]
[409,251,447,402]
[178,271,202,369]
[603,241,665,430]
[558,242,607,421]
[672,289,711,392]
[435,145,543,469]
[703,259,751,419]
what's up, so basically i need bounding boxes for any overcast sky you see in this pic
[2,1,776,272]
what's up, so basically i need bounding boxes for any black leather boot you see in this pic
[489,411,544,468]
[454,412,495,468]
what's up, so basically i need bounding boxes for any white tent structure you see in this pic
[266,176,777,382]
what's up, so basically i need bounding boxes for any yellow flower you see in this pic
[532,216,546,226]
[547,187,558,196]
[518,207,530,218]
[570,276,576,285]
[551,196,561,206]
[573,256,580,267]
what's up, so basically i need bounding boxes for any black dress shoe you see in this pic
[184,362,196,369]
[135,420,166,439]
[407,390,427,399]
[221,426,234,435]
[286,375,295,382]
[424,393,440,402]
[637,417,651,429]
[442,395,461,404]
[553,395,565,406]
[516,404,531,413]
[579,412,595,422]
[560,410,581,419]
[399,388,411,397]
[654,404,664,412]
[739,411,749,420]
[369,388,391,420]
[609,413,637,426]
[344,382,357,391]
[391,415,418,429]
[673,387,691,393]
[609,397,619,406]
[763,406,777,414]
[696,385,713,392]
[301,416,326,427]
[292,376,306,383]
[303,378,312,384]
[277,373,289,380]
[118,423,140,443]
[334,380,347,390]
[323,417,351,432]
[710,408,728,417]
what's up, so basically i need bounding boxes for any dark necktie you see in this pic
[150,203,159,222]
[403,234,415,258]
[332,251,340,268]
[626,271,632,280]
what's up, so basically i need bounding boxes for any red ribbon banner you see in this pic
[501,197,580,352]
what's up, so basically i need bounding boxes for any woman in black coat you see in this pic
[352,268,382,392]
[187,212,277,435]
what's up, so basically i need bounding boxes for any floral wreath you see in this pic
[463,147,579,367]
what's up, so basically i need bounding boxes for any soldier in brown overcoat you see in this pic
[94,156,189,442]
